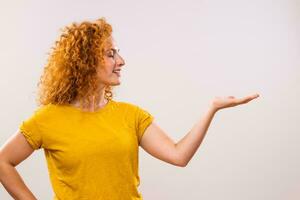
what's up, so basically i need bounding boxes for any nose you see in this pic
[116,53,125,67]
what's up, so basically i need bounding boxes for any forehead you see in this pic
[103,38,119,54]
[103,36,117,49]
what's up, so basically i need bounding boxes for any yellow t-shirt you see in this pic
[19,99,154,200]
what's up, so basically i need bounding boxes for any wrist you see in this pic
[208,104,219,114]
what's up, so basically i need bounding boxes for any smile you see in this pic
[113,71,120,77]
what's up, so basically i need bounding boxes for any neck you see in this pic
[72,87,108,112]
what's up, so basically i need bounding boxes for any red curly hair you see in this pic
[36,17,114,110]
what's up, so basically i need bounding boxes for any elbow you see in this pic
[0,154,14,169]
[175,161,187,168]
[0,155,5,169]
[173,157,188,168]
[172,148,189,167]
[176,163,187,168]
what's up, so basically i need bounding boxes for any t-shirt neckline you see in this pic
[64,99,114,114]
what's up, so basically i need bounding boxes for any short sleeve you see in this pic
[19,109,43,150]
[135,106,154,144]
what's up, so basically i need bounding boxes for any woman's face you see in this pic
[97,36,125,87]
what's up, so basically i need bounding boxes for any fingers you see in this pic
[213,93,260,109]
[252,93,260,98]
[248,93,260,100]
[239,93,260,104]
[227,94,257,104]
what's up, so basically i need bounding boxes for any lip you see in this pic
[113,71,121,77]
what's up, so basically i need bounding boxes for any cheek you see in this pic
[99,61,115,74]
[105,65,115,73]
[103,57,115,67]
[97,67,114,79]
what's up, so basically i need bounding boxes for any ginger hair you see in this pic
[36,17,114,110]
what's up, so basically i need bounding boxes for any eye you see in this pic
[107,51,115,58]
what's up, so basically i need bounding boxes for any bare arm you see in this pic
[140,93,260,167]
[174,105,217,166]
[140,106,216,167]
[0,130,38,200]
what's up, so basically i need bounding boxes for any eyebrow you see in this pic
[105,47,120,53]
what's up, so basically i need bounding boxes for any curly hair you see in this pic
[36,17,114,110]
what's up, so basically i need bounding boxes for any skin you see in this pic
[0,35,126,199]
[0,35,260,198]
[72,35,125,112]
[97,36,125,87]
[140,93,260,167]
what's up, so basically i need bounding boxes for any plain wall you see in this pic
[0,0,299,199]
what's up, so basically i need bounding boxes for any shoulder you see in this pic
[28,103,60,120]
[35,104,53,113]
[113,100,153,115]
[113,100,152,117]
[113,100,140,112]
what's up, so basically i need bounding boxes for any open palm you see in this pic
[211,93,260,111]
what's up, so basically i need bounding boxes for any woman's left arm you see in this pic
[140,93,260,167]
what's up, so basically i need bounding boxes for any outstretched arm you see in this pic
[140,93,260,167]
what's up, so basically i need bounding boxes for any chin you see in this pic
[110,81,121,86]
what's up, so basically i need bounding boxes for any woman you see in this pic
[0,17,259,200]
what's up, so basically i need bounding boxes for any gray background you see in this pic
[0,0,299,199]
